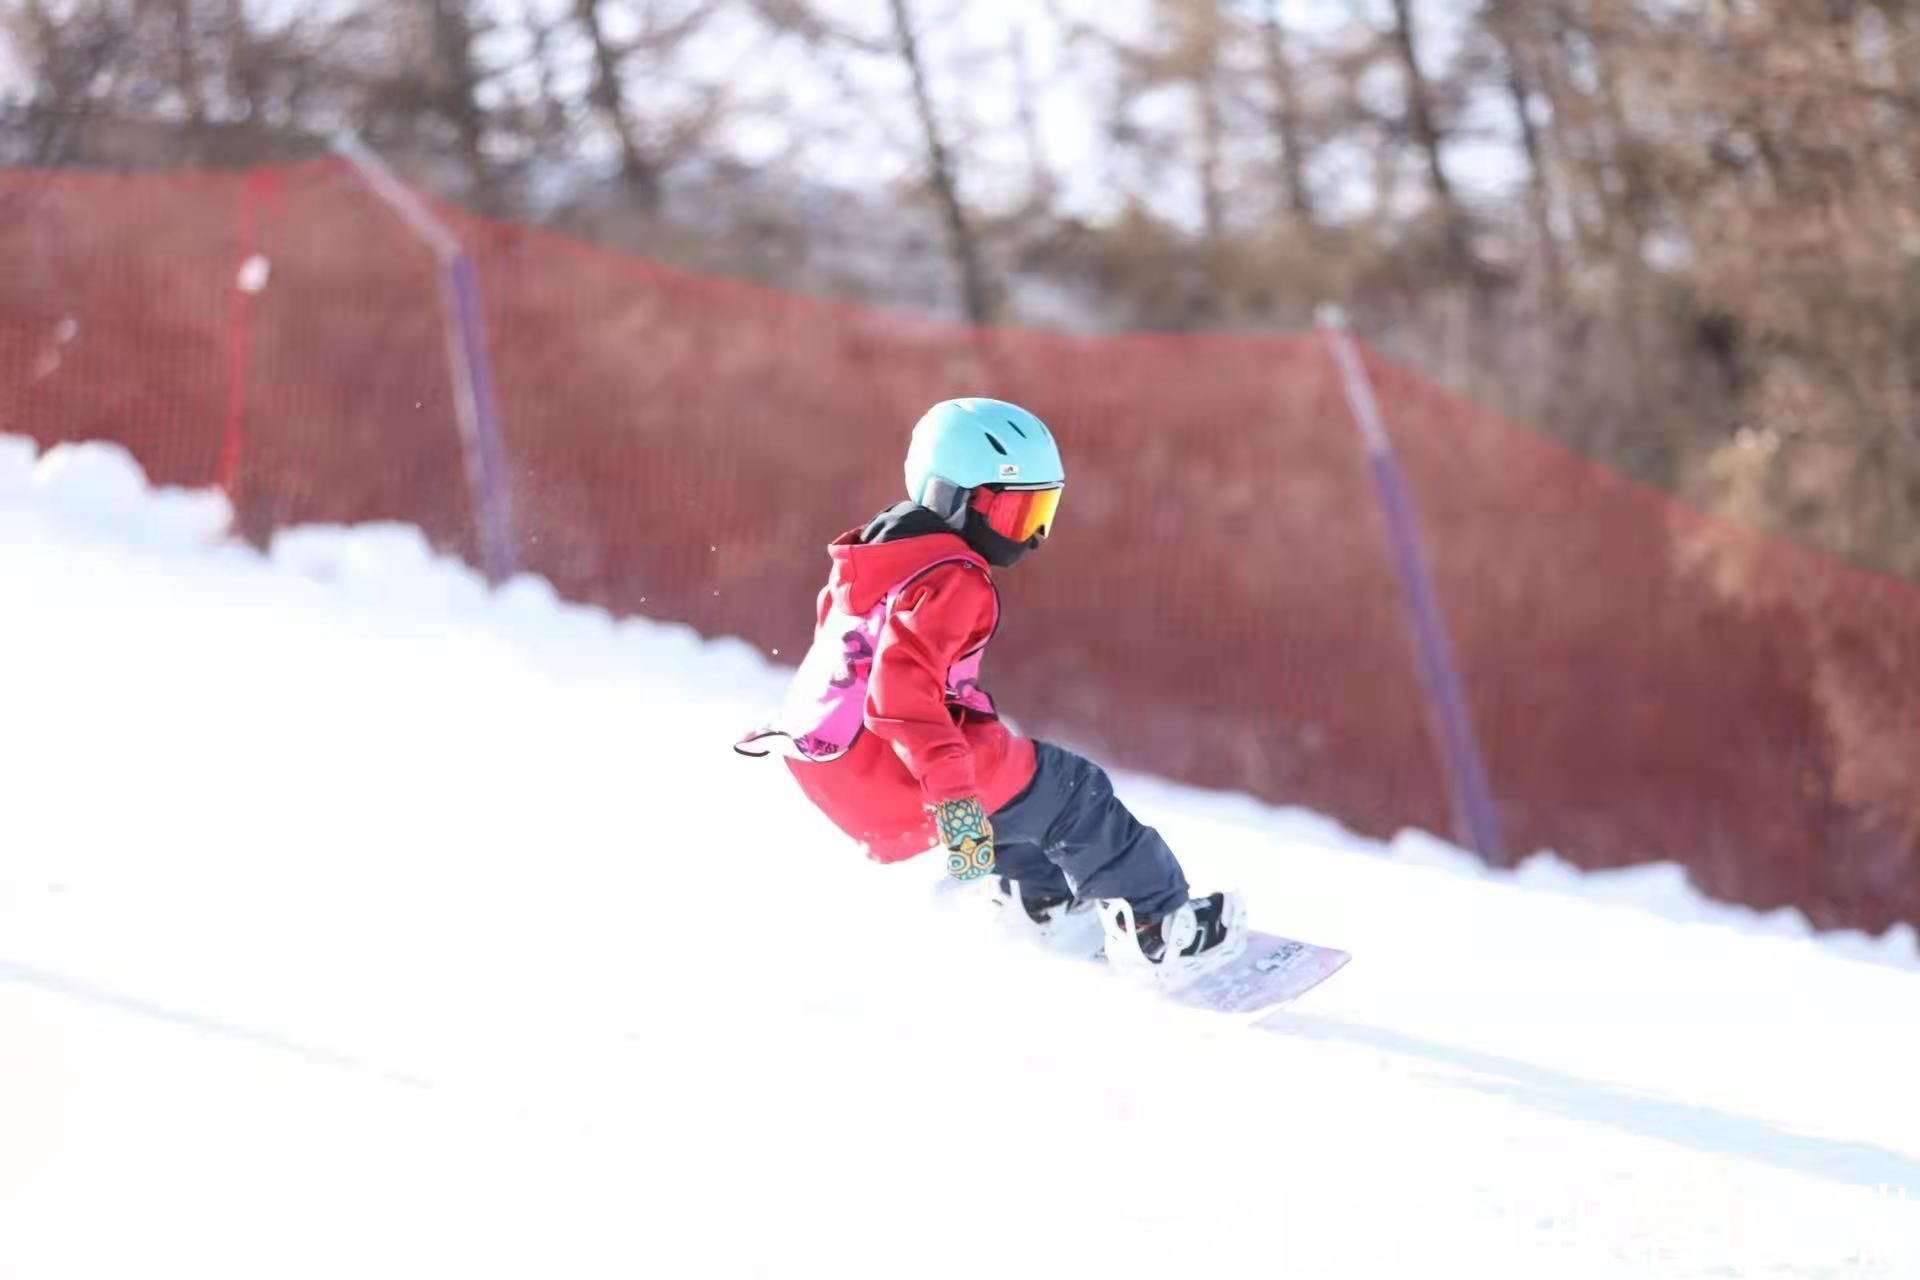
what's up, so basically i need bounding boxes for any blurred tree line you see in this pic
[4,0,1919,580]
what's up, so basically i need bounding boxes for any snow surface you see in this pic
[3,437,1918,1280]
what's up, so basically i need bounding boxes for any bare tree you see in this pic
[512,0,571,154]
[426,0,494,202]
[1255,0,1314,221]
[6,0,140,163]
[1098,1,1235,253]
[746,0,1002,323]
[1384,0,1471,267]
[163,0,208,124]
[886,0,994,324]
[572,0,727,214]
[1483,0,1562,294]
[576,0,659,208]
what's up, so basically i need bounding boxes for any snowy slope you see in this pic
[2,439,1918,1280]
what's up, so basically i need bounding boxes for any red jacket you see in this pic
[786,524,1038,862]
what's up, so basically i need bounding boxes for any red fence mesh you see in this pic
[3,160,1917,934]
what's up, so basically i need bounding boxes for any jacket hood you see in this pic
[826,502,988,614]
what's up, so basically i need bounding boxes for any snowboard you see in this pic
[1058,920,1349,1014]
[1149,930,1351,1015]
[957,877,1351,1014]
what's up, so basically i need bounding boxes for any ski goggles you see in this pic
[969,483,1064,544]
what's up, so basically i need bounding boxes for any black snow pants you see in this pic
[988,742,1189,923]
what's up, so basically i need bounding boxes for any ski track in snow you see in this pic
[3,437,1919,1280]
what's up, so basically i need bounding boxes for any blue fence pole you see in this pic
[1320,309,1508,866]
[446,252,516,584]
[332,135,516,584]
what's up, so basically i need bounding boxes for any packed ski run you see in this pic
[3,438,1918,1279]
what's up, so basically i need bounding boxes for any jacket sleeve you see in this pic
[864,563,996,804]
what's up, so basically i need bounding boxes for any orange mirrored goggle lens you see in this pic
[973,484,1063,543]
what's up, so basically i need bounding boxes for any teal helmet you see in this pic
[903,398,1065,566]
[904,397,1064,505]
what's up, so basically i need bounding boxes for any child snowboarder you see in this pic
[737,397,1247,983]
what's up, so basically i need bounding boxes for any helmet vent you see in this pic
[1004,419,1028,439]
[983,431,1010,456]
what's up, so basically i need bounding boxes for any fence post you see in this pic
[1319,307,1508,866]
[331,135,517,584]
[218,173,265,501]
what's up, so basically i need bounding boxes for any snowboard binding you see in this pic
[1096,892,1249,989]
[989,878,1105,955]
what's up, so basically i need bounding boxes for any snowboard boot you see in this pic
[991,877,1104,954]
[1096,892,1248,987]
